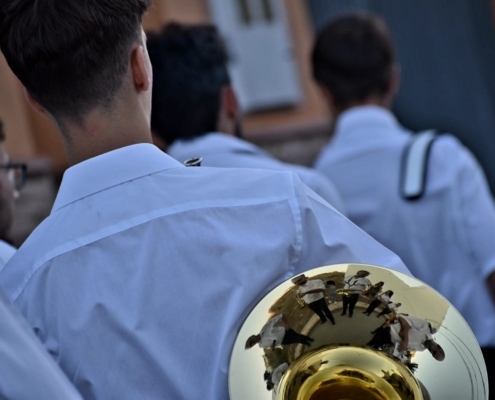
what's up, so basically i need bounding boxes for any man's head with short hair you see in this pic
[424,340,445,361]
[356,270,370,278]
[245,334,261,349]
[312,13,397,112]
[292,274,308,286]
[147,23,238,147]
[0,0,151,131]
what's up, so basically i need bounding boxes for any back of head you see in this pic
[147,23,231,145]
[312,13,395,109]
[0,0,151,125]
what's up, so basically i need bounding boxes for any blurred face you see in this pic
[428,342,445,361]
[0,144,16,239]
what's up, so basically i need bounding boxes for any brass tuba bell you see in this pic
[230,264,488,399]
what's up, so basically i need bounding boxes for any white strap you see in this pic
[401,130,437,200]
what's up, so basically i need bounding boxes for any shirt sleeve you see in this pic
[289,174,410,276]
[452,139,495,279]
[0,287,82,400]
[306,173,348,216]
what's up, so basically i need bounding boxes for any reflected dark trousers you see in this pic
[342,293,360,316]
[308,298,335,323]
[282,329,312,346]
[367,326,393,348]
[377,307,392,317]
[365,299,382,315]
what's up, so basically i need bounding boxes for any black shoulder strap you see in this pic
[400,130,437,201]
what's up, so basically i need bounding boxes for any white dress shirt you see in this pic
[0,285,81,400]
[259,315,286,348]
[271,362,289,400]
[1,144,408,400]
[315,105,495,347]
[298,279,325,304]
[390,316,433,352]
[378,293,390,304]
[0,239,15,272]
[387,302,400,314]
[168,132,346,214]
[344,275,371,294]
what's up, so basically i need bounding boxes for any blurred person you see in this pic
[147,23,346,214]
[0,120,24,267]
[341,270,370,317]
[363,280,384,301]
[266,362,289,399]
[0,286,82,399]
[377,301,402,318]
[0,2,410,399]
[367,315,445,362]
[326,279,337,303]
[364,289,393,316]
[312,13,495,384]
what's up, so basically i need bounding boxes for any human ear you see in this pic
[130,45,151,93]
[23,88,49,117]
[220,86,239,120]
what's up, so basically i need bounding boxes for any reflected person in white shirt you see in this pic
[367,315,445,362]
[0,2,410,399]
[245,314,314,351]
[293,274,335,325]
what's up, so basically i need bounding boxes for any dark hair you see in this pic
[326,280,335,285]
[147,23,231,145]
[388,290,394,297]
[0,0,151,122]
[312,13,395,109]
[0,120,5,142]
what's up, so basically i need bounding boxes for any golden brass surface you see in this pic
[276,346,422,400]
[230,264,488,399]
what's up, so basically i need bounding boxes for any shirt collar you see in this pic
[169,132,270,160]
[52,144,183,213]
[334,105,401,139]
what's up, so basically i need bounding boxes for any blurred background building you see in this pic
[2,0,495,246]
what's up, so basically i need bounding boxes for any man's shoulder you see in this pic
[430,134,481,172]
[0,167,307,301]
[312,279,325,287]
[177,166,301,201]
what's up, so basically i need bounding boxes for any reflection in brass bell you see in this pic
[230,264,488,399]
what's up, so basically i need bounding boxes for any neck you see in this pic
[333,97,390,122]
[58,102,152,166]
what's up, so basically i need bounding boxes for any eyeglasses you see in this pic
[0,163,27,191]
